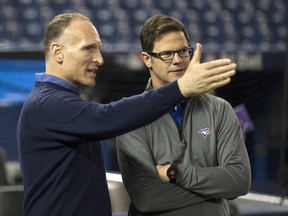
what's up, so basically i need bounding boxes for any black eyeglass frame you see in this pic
[147,45,194,61]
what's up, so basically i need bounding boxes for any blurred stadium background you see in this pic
[0,0,287,215]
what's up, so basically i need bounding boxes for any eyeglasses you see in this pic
[147,46,193,61]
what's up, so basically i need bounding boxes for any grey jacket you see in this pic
[116,80,251,216]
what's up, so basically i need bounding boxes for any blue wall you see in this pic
[0,59,45,160]
[0,59,45,104]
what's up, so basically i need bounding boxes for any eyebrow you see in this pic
[82,43,101,50]
[153,45,190,53]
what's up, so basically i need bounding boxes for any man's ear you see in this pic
[141,51,152,68]
[51,43,64,63]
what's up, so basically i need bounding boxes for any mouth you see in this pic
[170,68,185,73]
[87,68,97,76]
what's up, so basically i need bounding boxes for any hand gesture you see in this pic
[178,43,236,97]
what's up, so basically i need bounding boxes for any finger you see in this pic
[202,58,232,70]
[207,69,236,86]
[209,77,233,91]
[208,63,237,76]
[190,43,202,64]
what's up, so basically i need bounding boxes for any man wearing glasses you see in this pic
[116,14,251,216]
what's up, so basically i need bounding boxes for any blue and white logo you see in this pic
[197,127,211,138]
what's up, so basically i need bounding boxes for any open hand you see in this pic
[178,43,236,97]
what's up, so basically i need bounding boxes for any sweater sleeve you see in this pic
[116,128,208,213]
[177,100,251,199]
[36,81,185,143]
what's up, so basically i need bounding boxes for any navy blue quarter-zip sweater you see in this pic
[17,73,184,216]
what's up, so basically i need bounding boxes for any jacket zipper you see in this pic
[178,127,186,144]
[170,113,187,145]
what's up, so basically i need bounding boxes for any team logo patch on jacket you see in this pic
[197,127,211,138]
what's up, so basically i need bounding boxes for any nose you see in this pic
[171,52,183,64]
[93,49,104,66]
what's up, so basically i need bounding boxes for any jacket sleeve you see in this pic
[37,81,184,143]
[116,128,208,213]
[177,100,251,199]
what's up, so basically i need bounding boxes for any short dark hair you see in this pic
[43,12,91,57]
[140,14,190,52]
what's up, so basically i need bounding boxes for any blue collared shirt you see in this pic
[170,99,187,127]
[35,73,80,95]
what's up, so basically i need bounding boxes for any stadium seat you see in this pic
[0,0,287,50]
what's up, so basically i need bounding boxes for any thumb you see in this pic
[190,43,202,64]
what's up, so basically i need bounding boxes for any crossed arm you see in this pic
[116,131,208,213]
[116,101,251,213]
[157,102,251,200]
